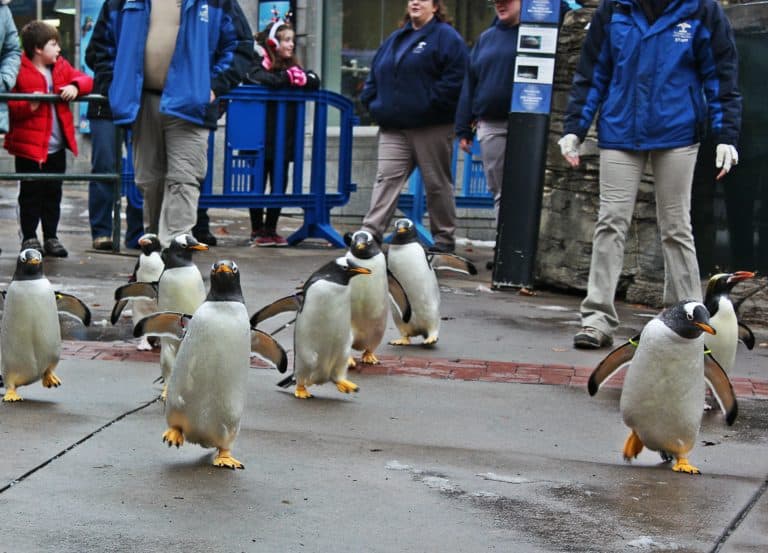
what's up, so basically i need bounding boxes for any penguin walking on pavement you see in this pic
[112,234,208,398]
[134,260,287,469]
[1,249,91,402]
[251,256,371,399]
[589,300,738,474]
[130,234,164,351]
[386,218,476,346]
[344,230,411,367]
[703,271,756,372]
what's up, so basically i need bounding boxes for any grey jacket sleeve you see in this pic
[0,5,20,92]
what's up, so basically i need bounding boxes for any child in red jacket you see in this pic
[5,21,93,257]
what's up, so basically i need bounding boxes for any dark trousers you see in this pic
[17,149,66,241]
[249,161,289,232]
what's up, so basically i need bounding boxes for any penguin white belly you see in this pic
[158,266,206,380]
[706,299,738,372]
[348,253,388,352]
[132,252,164,325]
[165,302,251,450]
[1,280,60,388]
[294,282,353,386]
[620,321,704,455]
[388,245,440,339]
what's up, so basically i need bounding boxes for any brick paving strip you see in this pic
[62,341,768,400]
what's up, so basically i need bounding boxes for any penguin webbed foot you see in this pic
[213,449,244,470]
[361,350,379,364]
[2,389,23,402]
[622,430,644,461]
[659,450,673,463]
[162,427,184,448]
[161,383,168,401]
[42,371,61,388]
[672,457,701,474]
[334,379,359,394]
[422,334,439,346]
[294,384,313,399]
[389,336,411,346]
[347,356,357,369]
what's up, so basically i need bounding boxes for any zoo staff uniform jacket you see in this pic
[5,55,93,163]
[563,0,741,151]
[86,0,253,129]
[360,17,467,130]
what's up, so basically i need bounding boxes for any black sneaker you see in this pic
[21,237,44,255]
[428,242,455,254]
[193,230,217,247]
[573,327,613,349]
[43,238,68,258]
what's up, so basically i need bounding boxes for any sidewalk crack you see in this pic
[709,475,768,552]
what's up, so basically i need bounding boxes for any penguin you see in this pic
[344,230,411,367]
[134,260,287,469]
[251,256,371,398]
[112,234,208,398]
[1,249,91,402]
[589,300,738,474]
[703,271,756,373]
[386,218,476,346]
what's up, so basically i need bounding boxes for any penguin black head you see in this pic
[138,233,162,256]
[305,256,372,290]
[207,259,244,303]
[704,271,755,315]
[347,230,381,260]
[391,218,418,245]
[162,233,209,268]
[660,300,716,340]
[13,248,44,281]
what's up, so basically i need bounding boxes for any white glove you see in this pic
[558,134,581,165]
[715,144,739,175]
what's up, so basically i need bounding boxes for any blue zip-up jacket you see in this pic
[86,0,253,129]
[360,18,467,130]
[455,21,519,140]
[563,0,741,150]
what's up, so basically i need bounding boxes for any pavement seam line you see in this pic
[0,395,161,495]
[709,475,768,552]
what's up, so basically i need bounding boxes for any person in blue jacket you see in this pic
[360,0,467,253]
[559,0,742,349]
[87,0,253,248]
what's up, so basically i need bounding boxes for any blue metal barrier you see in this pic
[386,139,494,246]
[123,85,357,247]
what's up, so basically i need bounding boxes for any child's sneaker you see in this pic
[252,230,276,247]
[271,233,288,247]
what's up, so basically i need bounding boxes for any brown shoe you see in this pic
[92,236,113,251]
[574,327,613,349]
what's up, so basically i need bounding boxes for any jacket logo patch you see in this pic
[199,3,209,23]
[673,22,692,43]
[412,41,427,53]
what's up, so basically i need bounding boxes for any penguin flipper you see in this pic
[738,322,755,350]
[429,253,478,276]
[704,354,738,426]
[110,299,128,325]
[250,293,303,327]
[587,336,640,396]
[250,329,288,373]
[387,270,412,323]
[114,281,159,302]
[55,292,91,326]
[133,311,190,340]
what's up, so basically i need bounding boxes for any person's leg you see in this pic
[159,115,209,246]
[411,124,456,250]
[88,118,118,243]
[361,129,414,243]
[39,150,68,257]
[476,119,507,224]
[265,161,288,236]
[125,199,144,248]
[132,93,166,238]
[651,144,702,304]
[16,155,43,243]
[580,149,646,338]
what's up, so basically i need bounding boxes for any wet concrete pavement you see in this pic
[0,185,766,552]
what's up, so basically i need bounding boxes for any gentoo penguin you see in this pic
[134,260,287,468]
[386,218,476,346]
[251,256,371,398]
[344,230,411,366]
[1,249,91,402]
[590,300,738,474]
[113,234,208,398]
[703,271,755,372]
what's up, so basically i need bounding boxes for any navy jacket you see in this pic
[86,0,253,129]
[360,18,467,130]
[455,21,519,140]
[563,0,741,150]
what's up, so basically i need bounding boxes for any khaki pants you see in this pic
[362,124,457,248]
[132,93,209,247]
[581,145,702,334]
[476,119,507,224]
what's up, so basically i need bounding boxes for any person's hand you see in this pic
[715,144,738,180]
[29,90,42,111]
[558,134,581,168]
[459,137,473,154]
[59,84,78,101]
[286,66,307,87]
